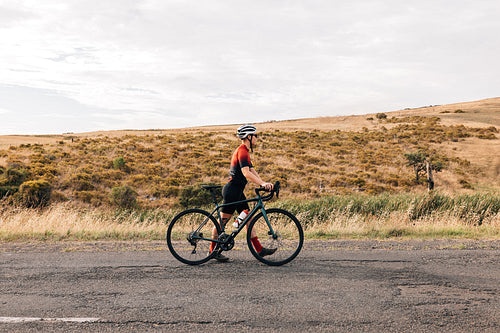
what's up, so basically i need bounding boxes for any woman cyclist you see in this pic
[209,124,276,262]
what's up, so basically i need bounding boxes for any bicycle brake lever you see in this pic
[274,181,280,198]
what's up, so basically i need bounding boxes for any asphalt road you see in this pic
[1,240,499,332]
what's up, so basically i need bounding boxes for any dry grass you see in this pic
[299,210,500,240]
[0,203,173,241]
[1,200,498,241]
[436,136,500,182]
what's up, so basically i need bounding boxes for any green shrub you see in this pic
[0,168,27,186]
[113,157,127,170]
[0,186,18,198]
[111,185,137,208]
[178,184,218,208]
[75,190,105,206]
[65,173,95,191]
[152,185,179,198]
[51,190,69,203]
[19,179,52,207]
[476,133,497,140]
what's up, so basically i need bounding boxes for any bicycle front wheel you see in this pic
[247,208,303,266]
[167,209,221,265]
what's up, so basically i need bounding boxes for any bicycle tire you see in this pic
[246,208,303,266]
[167,208,221,265]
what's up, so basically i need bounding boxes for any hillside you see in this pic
[1,97,499,209]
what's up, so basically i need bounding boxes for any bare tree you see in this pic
[404,152,443,191]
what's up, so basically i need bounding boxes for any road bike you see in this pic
[166,181,303,266]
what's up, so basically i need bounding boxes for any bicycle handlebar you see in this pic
[255,181,280,201]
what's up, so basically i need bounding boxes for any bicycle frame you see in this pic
[193,189,277,246]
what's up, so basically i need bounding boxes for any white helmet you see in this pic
[236,124,257,139]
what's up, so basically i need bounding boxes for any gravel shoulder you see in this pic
[1,238,499,253]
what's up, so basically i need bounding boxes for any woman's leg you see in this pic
[210,213,232,253]
[211,183,237,253]
[247,223,263,252]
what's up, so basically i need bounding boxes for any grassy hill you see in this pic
[2,97,499,207]
[0,97,499,241]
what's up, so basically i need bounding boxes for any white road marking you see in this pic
[0,317,100,323]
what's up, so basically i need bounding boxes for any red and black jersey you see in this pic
[228,144,252,186]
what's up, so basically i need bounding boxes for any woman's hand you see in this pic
[261,182,274,191]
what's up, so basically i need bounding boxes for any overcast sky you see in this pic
[1,0,499,135]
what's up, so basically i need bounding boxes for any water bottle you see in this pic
[233,210,248,228]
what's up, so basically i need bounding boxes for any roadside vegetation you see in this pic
[1,192,498,241]
[0,111,499,241]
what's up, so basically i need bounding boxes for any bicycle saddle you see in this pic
[201,185,222,190]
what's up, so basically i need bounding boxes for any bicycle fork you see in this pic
[260,208,278,239]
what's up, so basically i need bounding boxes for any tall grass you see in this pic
[1,193,499,241]
[273,192,500,239]
[275,192,500,222]
[0,203,177,241]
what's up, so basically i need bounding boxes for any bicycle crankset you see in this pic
[217,233,234,251]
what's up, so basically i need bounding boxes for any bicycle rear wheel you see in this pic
[167,209,221,265]
[247,208,303,266]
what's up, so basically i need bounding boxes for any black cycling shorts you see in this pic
[221,182,249,215]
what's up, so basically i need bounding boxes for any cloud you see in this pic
[0,107,12,115]
[1,0,500,134]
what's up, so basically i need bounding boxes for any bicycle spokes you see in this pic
[247,208,304,266]
[167,209,220,265]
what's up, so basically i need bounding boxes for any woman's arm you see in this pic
[242,167,273,191]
